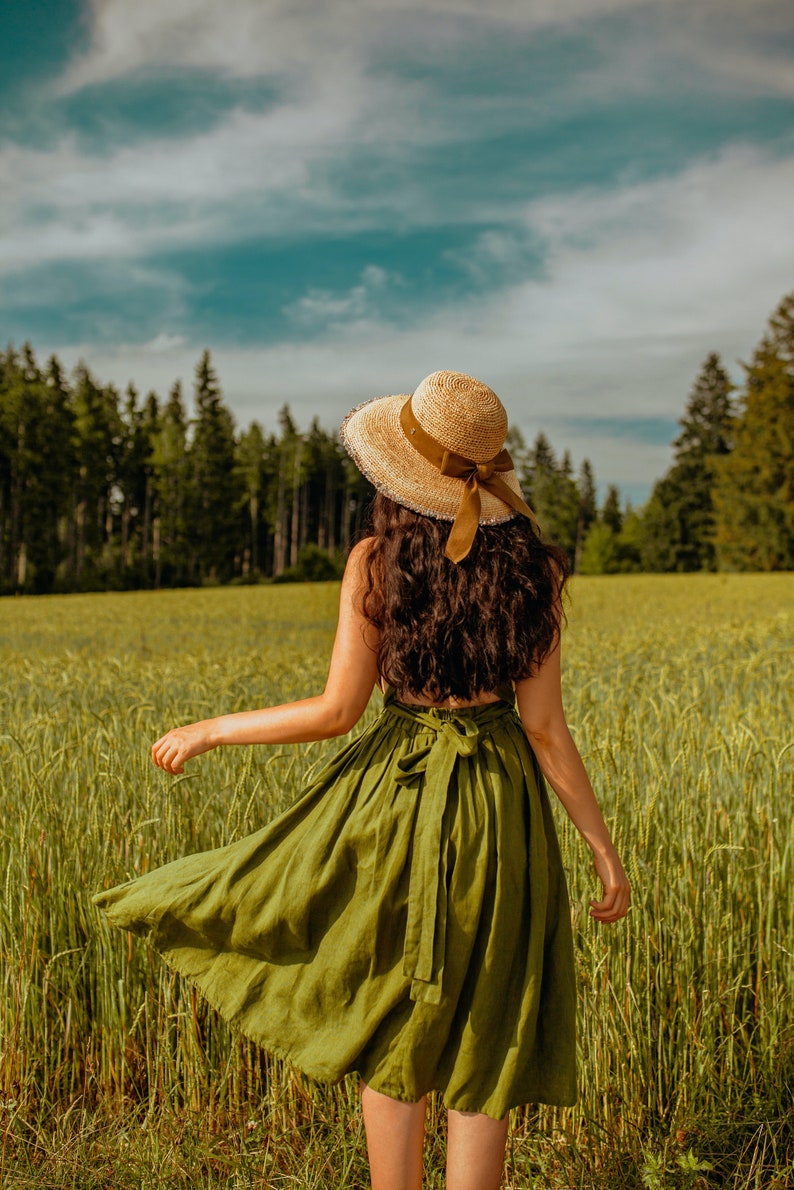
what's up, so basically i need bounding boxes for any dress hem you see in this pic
[106,918,577,1120]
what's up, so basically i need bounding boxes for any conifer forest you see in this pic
[1,290,793,595]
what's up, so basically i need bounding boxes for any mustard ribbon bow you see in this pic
[399,398,541,562]
[386,699,513,1005]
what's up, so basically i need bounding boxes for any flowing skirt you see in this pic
[94,691,576,1119]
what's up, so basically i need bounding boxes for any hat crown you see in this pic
[412,372,508,463]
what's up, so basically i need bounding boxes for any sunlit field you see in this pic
[1,575,792,1189]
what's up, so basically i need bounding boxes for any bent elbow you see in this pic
[322,700,363,738]
[523,725,554,751]
[522,715,568,752]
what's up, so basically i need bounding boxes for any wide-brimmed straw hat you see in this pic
[340,370,539,562]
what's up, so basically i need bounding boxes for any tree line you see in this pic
[1,291,792,594]
[571,290,794,574]
[0,349,372,594]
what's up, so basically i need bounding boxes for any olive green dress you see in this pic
[93,687,576,1119]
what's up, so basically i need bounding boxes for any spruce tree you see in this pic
[522,433,579,559]
[0,344,40,590]
[579,521,618,574]
[713,295,794,570]
[189,351,241,581]
[152,382,190,585]
[236,420,269,577]
[640,485,679,572]
[270,405,300,576]
[29,354,78,591]
[641,354,734,571]
[575,457,598,572]
[71,365,123,587]
[602,485,623,535]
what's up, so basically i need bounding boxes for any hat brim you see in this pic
[340,393,524,524]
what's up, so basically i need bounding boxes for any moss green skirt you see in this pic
[94,689,576,1119]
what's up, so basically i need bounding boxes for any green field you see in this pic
[1,576,792,1189]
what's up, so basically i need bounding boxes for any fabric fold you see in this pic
[93,689,577,1118]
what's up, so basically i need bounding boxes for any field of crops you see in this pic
[1,575,792,1189]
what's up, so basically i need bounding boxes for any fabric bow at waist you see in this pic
[385,699,513,1005]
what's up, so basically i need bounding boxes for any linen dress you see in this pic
[93,686,577,1120]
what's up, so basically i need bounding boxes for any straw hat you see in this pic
[340,371,538,562]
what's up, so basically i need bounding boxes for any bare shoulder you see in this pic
[339,539,379,649]
[344,536,375,580]
[339,537,376,609]
[347,535,375,561]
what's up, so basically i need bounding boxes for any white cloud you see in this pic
[0,94,367,275]
[55,0,794,100]
[498,141,794,403]
[142,332,187,353]
[51,0,652,93]
[46,141,793,497]
[285,265,393,328]
[9,1,793,499]
[2,0,790,284]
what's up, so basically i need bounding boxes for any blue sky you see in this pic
[2,0,793,502]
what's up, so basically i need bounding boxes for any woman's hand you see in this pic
[150,541,379,775]
[589,847,631,923]
[151,721,217,774]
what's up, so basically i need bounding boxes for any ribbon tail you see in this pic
[482,474,542,535]
[445,476,482,563]
[402,741,456,1004]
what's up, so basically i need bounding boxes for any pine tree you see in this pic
[116,388,160,584]
[40,355,78,591]
[318,431,347,557]
[579,521,618,575]
[640,485,679,572]
[643,353,734,571]
[152,382,190,586]
[270,405,299,576]
[574,458,597,572]
[579,484,632,574]
[71,365,123,587]
[118,384,146,580]
[520,433,579,559]
[0,344,41,590]
[504,426,529,484]
[189,351,241,581]
[602,485,623,535]
[299,417,346,559]
[236,421,270,577]
[138,392,160,581]
[615,506,643,572]
[713,295,794,570]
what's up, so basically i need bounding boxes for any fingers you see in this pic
[589,882,631,923]
[151,732,186,775]
[152,721,214,773]
[589,850,631,924]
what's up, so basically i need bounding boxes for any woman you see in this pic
[95,371,630,1190]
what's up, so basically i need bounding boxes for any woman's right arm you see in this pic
[514,640,631,923]
[151,539,380,774]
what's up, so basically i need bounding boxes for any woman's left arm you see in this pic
[151,539,380,774]
[515,639,631,923]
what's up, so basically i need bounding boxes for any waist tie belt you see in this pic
[385,699,514,1006]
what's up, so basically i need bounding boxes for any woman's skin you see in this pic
[151,536,631,1187]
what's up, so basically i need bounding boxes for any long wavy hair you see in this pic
[361,493,569,702]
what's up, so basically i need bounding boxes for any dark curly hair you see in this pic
[361,493,569,702]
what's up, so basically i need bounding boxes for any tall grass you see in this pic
[1,576,792,1188]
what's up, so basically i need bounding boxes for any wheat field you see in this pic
[1,575,792,1188]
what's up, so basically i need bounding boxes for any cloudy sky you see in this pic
[2,0,793,501]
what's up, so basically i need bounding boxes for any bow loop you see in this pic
[437,716,481,757]
[399,398,541,562]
